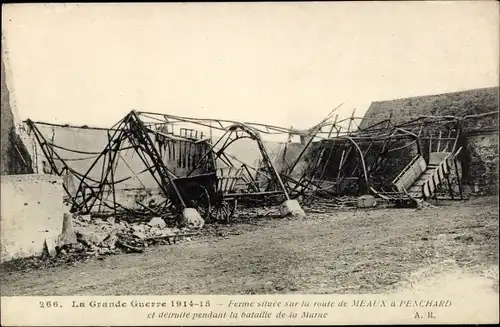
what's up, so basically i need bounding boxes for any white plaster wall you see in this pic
[91,188,165,213]
[1,174,65,262]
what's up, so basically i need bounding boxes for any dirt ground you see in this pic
[1,196,498,296]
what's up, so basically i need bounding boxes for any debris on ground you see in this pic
[11,214,205,268]
[72,214,200,255]
[0,196,497,296]
[1,206,286,272]
[415,199,437,210]
[147,217,167,228]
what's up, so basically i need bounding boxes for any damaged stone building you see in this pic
[360,87,499,195]
[1,48,67,262]
[1,39,499,262]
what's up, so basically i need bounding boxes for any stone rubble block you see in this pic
[147,217,167,229]
[131,224,148,233]
[279,199,306,218]
[57,213,78,246]
[357,194,377,208]
[44,237,58,257]
[79,214,92,223]
[182,208,205,229]
[101,230,118,249]
[149,227,164,236]
[132,231,147,240]
[65,212,190,256]
[75,226,109,246]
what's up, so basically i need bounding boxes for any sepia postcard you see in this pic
[1,1,499,326]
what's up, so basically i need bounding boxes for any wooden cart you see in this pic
[167,167,244,223]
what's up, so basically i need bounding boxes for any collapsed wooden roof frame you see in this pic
[25,109,329,217]
[25,111,188,216]
[24,108,498,214]
[294,110,499,203]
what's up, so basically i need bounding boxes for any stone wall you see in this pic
[360,87,499,129]
[1,174,66,262]
[465,134,499,194]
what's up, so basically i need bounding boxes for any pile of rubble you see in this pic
[54,214,200,259]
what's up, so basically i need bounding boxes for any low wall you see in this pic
[466,134,499,194]
[1,174,65,262]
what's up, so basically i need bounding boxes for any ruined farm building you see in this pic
[359,87,499,194]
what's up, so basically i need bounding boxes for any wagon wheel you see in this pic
[211,198,237,224]
[189,185,212,222]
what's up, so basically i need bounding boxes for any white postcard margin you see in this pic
[1,293,499,325]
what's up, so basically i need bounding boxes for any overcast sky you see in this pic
[2,2,499,130]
